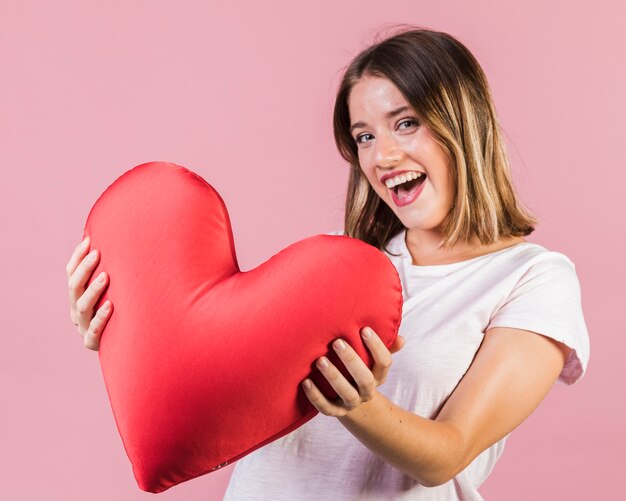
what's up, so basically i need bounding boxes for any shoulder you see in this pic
[487,243,590,385]
[503,243,581,293]
[503,241,574,266]
[488,242,583,313]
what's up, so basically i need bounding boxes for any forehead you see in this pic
[348,75,409,114]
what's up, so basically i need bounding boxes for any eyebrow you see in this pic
[349,106,412,135]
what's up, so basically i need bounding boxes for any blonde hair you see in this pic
[332,25,536,253]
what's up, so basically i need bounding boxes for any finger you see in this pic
[315,355,365,409]
[74,269,108,335]
[68,247,100,309]
[360,327,393,384]
[66,236,91,280]
[331,339,377,399]
[301,378,348,417]
[83,300,113,351]
[68,248,99,318]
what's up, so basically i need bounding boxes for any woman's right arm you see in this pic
[66,236,113,351]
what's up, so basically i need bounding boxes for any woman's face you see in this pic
[348,74,454,235]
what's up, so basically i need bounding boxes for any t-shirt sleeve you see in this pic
[486,253,590,385]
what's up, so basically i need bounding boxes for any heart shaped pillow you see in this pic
[83,161,403,493]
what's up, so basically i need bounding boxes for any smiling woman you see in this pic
[346,74,460,235]
[64,23,590,501]
[334,29,538,260]
[221,25,590,500]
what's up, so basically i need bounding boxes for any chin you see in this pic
[398,215,442,234]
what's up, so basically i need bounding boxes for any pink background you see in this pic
[1,1,624,499]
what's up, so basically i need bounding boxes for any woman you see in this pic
[66,26,590,500]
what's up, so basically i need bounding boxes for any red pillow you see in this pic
[83,161,403,493]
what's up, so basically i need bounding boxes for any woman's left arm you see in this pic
[302,326,571,487]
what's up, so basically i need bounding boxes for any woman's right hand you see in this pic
[66,236,113,351]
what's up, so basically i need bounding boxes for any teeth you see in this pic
[384,171,423,188]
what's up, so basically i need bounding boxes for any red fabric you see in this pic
[83,161,403,493]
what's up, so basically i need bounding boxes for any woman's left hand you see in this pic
[302,327,405,417]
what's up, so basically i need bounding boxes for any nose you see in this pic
[375,131,403,169]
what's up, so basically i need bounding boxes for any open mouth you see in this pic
[391,174,427,199]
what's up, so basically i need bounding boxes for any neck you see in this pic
[404,228,526,266]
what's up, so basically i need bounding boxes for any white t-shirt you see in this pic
[223,228,590,500]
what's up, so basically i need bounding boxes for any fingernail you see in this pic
[89,250,97,260]
[96,272,105,284]
[334,339,346,350]
[102,301,110,312]
[318,357,329,369]
[82,236,90,247]
[303,379,312,390]
[362,327,372,339]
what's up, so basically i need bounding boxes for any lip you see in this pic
[389,175,427,207]
[379,169,426,185]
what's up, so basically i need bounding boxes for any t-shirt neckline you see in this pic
[395,228,535,271]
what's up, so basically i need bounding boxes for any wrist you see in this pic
[339,389,386,423]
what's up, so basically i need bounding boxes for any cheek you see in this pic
[442,171,455,204]
[360,173,387,203]
[358,165,376,188]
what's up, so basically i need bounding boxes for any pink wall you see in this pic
[1,1,623,499]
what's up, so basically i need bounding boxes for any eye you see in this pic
[398,118,419,130]
[355,133,373,145]
[354,118,420,145]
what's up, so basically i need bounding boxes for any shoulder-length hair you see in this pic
[333,25,536,253]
